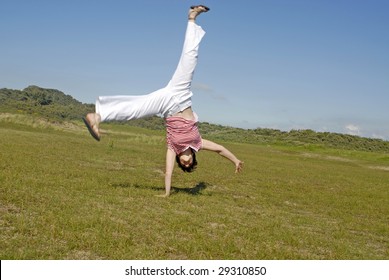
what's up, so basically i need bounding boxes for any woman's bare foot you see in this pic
[188,5,210,21]
[82,113,101,141]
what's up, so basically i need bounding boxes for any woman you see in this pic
[83,5,243,197]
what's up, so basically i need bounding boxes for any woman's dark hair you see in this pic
[176,149,198,173]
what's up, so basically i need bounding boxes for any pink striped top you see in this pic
[165,115,202,155]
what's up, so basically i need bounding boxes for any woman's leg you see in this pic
[84,88,171,141]
[95,88,171,122]
[166,6,208,94]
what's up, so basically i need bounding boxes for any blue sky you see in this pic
[1,0,389,140]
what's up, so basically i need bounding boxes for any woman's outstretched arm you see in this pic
[201,139,244,173]
[158,148,176,197]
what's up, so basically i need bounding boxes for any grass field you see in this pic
[1,115,388,259]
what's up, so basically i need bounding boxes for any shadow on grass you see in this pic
[112,181,209,196]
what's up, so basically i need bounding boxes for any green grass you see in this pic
[1,115,389,259]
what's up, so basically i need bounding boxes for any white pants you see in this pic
[96,22,206,121]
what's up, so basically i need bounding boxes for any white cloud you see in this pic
[372,133,385,140]
[192,83,213,92]
[345,124,361,136]
[193,82,228,101]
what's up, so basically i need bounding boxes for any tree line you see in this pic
[0,86,94,120]
[1,86,388,153]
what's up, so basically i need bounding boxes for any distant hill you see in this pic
[0,85,94,120]
[1,85,389,152]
